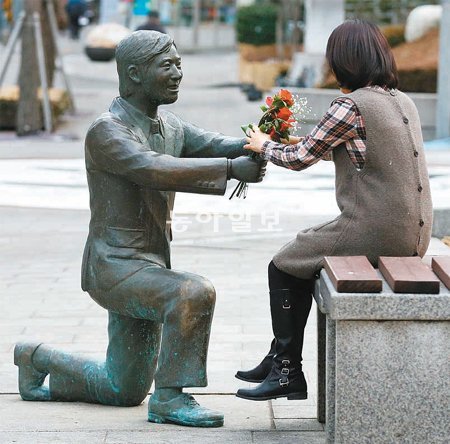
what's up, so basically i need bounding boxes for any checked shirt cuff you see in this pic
[260,140,273,160]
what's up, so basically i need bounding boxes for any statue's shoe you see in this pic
[148,393,224,427]
[14,342,51,401]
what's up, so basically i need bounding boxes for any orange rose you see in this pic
[279,89,294,106]
[277,107,293,121]
[265,96,273,106]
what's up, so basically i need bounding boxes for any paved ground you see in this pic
[1,33,449,443]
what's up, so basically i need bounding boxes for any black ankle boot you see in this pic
[236,289,308,401]
[235,339,276,383]
[236,359,307,401]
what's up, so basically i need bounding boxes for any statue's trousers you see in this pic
[46,266,215,405]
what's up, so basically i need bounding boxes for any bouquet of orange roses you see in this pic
[242,88,296,142]
[230,89,298,199]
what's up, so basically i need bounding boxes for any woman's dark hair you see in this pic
[326,19,399,91]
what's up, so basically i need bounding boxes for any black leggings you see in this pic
[268,261,314,363]
[268,261,315,295]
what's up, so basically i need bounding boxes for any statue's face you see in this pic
[139,45,183,106]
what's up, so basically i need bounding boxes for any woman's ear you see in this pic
[127,65,141,84]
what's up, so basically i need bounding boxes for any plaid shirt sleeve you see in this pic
[260,97,366,171]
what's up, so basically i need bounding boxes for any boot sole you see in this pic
[234,374,264,384]
[148,412,224,428]
[236,391,307,401]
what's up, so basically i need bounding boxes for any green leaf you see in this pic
[272,98,283,108]
[260,105,268,112]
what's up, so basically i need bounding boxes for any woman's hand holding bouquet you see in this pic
[230,89,300,199]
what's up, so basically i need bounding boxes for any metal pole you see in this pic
[437,0,450,138]
[275,1,283,59]
[192,0,200,49]
[33,11,52,133]
[0,11,25,88]
[45,0,75,112]
[173,0,181,45]
[212,0,220,48]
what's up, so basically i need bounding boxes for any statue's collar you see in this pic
[110,97,165,138]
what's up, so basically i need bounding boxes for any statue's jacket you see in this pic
[81,97,245,291]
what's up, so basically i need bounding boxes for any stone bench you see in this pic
[314,256,450,444]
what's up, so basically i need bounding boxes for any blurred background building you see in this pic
[0,0,448,138]
[1,1,441,48]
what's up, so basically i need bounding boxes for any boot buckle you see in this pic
[281,359,290,366]
[279,377,289,387]
[281,367,289,375]
[282,298,291,309]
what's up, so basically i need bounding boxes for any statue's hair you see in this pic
[115,31,174,97]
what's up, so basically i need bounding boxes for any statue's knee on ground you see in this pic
[109,385,149,407]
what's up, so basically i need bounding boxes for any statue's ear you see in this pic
[127,65,141,84]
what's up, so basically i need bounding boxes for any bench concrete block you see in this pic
[317,268,450,443]
[432,208,450,239]
[334,320,450,444]
[319,272,450,320]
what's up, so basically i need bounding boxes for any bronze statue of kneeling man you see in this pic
[14,31,265,428]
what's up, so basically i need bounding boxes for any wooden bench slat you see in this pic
[378,256,440,294]
[324,256,382,293]
[431,256,450,290]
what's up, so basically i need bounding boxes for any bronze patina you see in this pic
[14,30,265,428]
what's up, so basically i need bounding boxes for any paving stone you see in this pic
[274,418,324,431]
[253,431,326,443]
[0,395,153,432]
[2,318,82,327]
[206,360,242,371]
[272,404,317,419]
[0,395,271,432]
[0,333,76,345]
[0,326,26,335]
[0,431,107,443]
[106,430,253,443]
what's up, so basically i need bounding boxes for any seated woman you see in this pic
[236,19,432,401]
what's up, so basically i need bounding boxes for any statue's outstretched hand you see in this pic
[230,156,266,183]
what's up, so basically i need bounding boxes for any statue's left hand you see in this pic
[230,157,266,183]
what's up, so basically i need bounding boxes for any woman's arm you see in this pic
[244,98,365,171]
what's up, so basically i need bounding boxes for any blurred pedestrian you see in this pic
[66,0,87,40]
[135,10,166,34]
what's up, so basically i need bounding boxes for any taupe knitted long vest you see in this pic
[273,88,433,279]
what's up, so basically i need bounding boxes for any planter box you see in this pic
[238,43,296,62]
[238,43,295,91]
[238,43,278,62]
[85,47,116,62]
[0,86,71,130]
[239,59,291,92]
